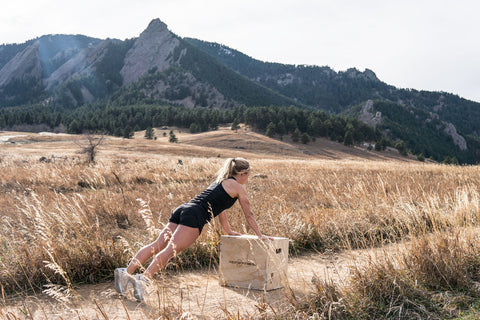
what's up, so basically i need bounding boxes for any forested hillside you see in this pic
[185,38,390,113]
[345,100,480,164]
[186,38,480,164]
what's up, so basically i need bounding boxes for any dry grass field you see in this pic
[1,127,480,319]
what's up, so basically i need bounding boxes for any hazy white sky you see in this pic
[1,0,479,102]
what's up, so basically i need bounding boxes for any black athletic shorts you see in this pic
[168,203,209,233]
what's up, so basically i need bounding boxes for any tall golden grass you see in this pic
[1,155,480,319]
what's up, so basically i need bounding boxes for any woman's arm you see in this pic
[218,211,241,235]
[237,185,271,240]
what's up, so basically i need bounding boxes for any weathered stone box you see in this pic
[219,235,289,291]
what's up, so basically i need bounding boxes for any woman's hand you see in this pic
[258,234,274,241]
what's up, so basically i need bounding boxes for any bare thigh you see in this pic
[144,224,201,276]
[151,222,177,253]
[166,224,200,255]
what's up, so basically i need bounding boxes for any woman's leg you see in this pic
[126,222,177,274]
[143,224,200,278]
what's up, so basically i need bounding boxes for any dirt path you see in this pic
[1,248,394,319]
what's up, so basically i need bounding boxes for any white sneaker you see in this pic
[133,274,151,302]
[114,268,133,295]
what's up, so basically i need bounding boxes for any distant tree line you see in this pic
[238,105,379,145]
[3,100,478,163]
[0,102,381,146]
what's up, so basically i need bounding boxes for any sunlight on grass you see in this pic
[1,155,479,319]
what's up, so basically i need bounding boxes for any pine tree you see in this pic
[394,140,408,156]
[68,119,82,134]
[443,155,459,165]
[301,132,311,144]
[344,130,354,146]
[144,127,155,139]
[265,122,276,138]
[291,128,301,143]
[123,126,134,139]
[231,118,240,133]
[190,123,201,133]
[169,130,178,143]
[276,120,286,137]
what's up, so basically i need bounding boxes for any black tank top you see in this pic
[188,178,238,219]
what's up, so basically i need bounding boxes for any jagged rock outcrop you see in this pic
[0,19,184,105]
[120,19,180,85]
[0,42,42,87]
[343,68,379,81]
[443,122,467,150]
[358,100,382,127]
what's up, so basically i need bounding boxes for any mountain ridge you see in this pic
[184,37,480,163]
[0,18,479,163]
[120,19,180,86]
[0,19,295,108]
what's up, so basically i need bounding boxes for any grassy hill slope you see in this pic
[1,126,419,163]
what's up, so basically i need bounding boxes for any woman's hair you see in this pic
[215,157,250,183]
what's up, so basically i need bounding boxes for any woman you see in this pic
[114,157,271,301]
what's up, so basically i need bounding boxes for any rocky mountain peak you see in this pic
[141,18,169,37]
[344,68,379,82]
[120,18,180,85]
[363,68,379,82]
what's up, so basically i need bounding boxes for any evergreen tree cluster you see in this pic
[2,99,477,163]
[0,103,380,147]
[0,103,230,137]
[241,106,379,144]
[0,77,45,106]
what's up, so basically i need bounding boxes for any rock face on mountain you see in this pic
[45,40,112,90]
[120,19,180,85]
[344,68,379,81]
[358,100,382,127]
[0,42,42,87]
[444,122,467,150]
[0,20,183,104]
[0,18,294,109]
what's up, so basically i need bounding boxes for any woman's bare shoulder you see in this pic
[221,178,243,197]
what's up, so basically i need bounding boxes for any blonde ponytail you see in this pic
[215,157,250,183]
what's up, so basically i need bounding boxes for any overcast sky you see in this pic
[1,0,479,102]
